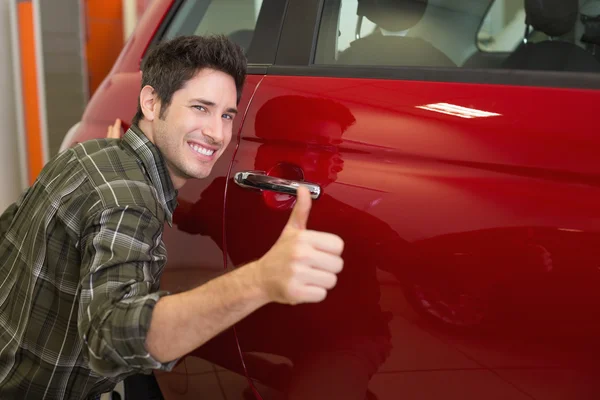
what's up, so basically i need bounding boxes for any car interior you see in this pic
[335,0,458,66]
[163,0,264,55]
[316,0,600,72]
[492,0,600,71]
[161,0,600,73]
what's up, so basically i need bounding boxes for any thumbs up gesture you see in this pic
[254,186,345,305]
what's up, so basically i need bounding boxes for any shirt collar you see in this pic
[123,125,178,226]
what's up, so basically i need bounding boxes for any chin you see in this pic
[193,173,211,180]
[190,167,214,180]
[177,159,213,179]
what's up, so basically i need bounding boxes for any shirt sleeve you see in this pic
[78,204,178,377]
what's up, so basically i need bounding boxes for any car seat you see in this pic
[337,0,456,67]
[502,0,600,72]
[580,0,600,60]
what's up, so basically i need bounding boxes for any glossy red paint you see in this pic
[223,75,600,399]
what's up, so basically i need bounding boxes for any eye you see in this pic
[222,113,234,120]
[192,105,206,112]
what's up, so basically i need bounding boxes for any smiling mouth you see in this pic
[188,142,215,156]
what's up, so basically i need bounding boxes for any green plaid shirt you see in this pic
[0,126,179,399]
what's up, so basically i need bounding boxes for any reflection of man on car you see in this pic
[174,95,409,399]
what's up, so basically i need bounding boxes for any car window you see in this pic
[477,0,527,52]
[314,0,600,73]
[162,0,264,55]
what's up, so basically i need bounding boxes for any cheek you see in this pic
[172,108,200,134]
[224,124,234,146]
[177,120,197,137]
[157,124,184,155]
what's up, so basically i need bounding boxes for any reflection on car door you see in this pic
[223,80,397,399]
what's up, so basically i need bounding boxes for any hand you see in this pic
[255,186,344,305]
[106,118,122,139]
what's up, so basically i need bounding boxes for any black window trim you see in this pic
[273,0,600,90]
[275,0,323,66]
[144,0,288,69]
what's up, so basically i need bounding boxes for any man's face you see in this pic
[152,68,238,186]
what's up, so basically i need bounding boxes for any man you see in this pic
[0,35,344,399]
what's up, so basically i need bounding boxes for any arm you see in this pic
[78,204,175,376]
[145,187,345,363]
[145,259,266,362]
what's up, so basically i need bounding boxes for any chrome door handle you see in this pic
[233,171,322,200]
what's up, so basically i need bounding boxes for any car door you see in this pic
[224,0,600,399]
[130,1,289,399]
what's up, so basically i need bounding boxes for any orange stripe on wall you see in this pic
[85,0,124,96]
[17,1,44,185]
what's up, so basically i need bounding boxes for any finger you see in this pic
[287,185,312,230]
[114,119,122,137]
[299,267,338,289]
[301,230,344,255]
[308,251,344,274]
[107,119,122,139]
[293,284,327,304]
[294,245,344,273]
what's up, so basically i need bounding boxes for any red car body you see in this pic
[64,0,600,399]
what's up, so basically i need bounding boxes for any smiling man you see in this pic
[0,35,344,400]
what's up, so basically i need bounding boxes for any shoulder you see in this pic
[71,139,163,217]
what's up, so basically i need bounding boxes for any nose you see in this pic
[202,114,224,145]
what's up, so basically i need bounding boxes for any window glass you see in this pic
[314,0,600,73]
[163,0,264,55]
[477,0,527,52]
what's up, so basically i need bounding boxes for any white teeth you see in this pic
[189,143,214,156]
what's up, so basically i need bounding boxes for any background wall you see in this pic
[0,0,23,211]
[41,0,125,157]
[39,0,88,157]
[0,0,126,211]
[85,0,124,97]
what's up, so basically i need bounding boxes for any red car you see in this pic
[63,0,600,399]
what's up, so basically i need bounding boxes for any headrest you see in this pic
[357,0,428,32]
[525,0,579,37]
[581,0,600,46]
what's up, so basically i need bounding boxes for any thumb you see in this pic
[287,185,312,230]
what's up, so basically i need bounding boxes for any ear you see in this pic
[140,85,159,122]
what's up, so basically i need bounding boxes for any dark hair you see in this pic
[132,35,247,126]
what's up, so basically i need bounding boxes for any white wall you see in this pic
[0,0,23,212]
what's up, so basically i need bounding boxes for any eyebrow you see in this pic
[192,98,238,114]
